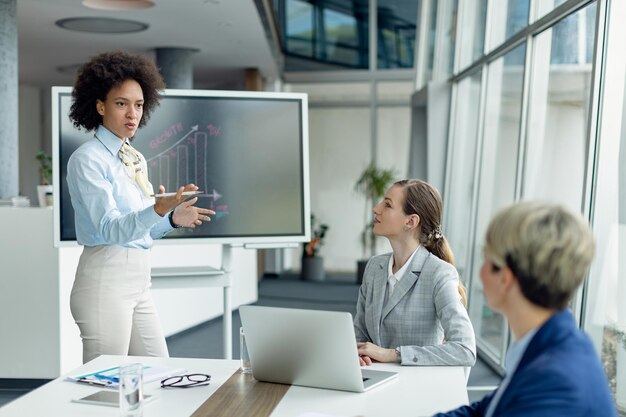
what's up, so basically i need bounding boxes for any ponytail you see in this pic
[424,234,467,307]
[396,179,468,307]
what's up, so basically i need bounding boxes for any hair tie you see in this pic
[428,225,443,241]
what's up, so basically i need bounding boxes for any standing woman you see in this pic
[66,50,214,363]
[355,179,476,366]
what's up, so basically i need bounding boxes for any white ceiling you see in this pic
[17,0,280,89]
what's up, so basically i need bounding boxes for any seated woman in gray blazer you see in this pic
[355,179,476,366]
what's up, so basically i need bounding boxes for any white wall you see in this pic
[284,81,412,272]
[18,85,41,203]
[307,106,371,270]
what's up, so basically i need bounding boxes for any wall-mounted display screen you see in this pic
[52,88,310,247]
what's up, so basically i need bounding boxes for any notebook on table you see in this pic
[239,305,398,392]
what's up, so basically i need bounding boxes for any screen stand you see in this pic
[150,245,234,360]
[221,244,233,360]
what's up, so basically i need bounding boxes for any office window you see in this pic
[444,70,482,281]
[439,0,459,78]
[468,43,526,365]
[377,0,418,69]
[584,68,626,415]
[323,8,361,67]
[488,0,530,51]
[285,0,315,58]
[280,0,370,71]
[523,3,597,210]
[422,0,437,81]
[457,0,487,71]
[425,0,458,82]
[534,0,568,22]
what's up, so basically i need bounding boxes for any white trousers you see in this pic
[70,246,169,364]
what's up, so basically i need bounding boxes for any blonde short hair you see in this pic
[484,201,595,309]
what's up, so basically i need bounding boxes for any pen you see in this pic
[77,378,110,387]
[94,373,119,383]
[151,191,203,198]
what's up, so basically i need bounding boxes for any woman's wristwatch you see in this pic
[394,346,401,362]
[168,211,183,228]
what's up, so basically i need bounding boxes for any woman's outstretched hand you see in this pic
[153,184,215,227]
[153,184,200,216]
[172,196,215,228]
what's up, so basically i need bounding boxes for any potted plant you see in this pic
[36,151,53,207]
[301,214,329,282]
[354,163,396,283]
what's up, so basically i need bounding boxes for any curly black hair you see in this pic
[69,50,165,132]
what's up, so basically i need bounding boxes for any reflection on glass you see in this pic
[523,4,596,211]
[444,70,482,281]
[323,8,360,66]
[280,0,369,71]
[279,0,419,71]
[469,43,526,365]
[442,0,459,76]
[377,0,418,69]
[489,0,529,51]
[285,0,314,57]
[457,0,487,70]
[423,0,437,81]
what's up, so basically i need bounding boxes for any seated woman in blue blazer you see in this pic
[433,201,617,417]
[354,179,476,366]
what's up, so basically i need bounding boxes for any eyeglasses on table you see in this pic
[160,373,211,388]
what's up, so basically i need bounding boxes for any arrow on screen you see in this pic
[206,189,222,201]
[146,125,199,162]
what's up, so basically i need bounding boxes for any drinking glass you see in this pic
[119,363,143,417]
[240,327,253,373]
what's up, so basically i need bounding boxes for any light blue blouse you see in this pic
[66,125,173,249]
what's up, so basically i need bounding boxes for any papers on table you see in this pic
[67,365,186,389]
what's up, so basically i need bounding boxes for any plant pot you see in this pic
[356,259,368,285]
[37,185,53,207]
[301,256,325,282]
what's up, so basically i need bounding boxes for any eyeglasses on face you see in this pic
[160,373,211,388]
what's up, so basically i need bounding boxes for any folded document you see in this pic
[67,365,186,389]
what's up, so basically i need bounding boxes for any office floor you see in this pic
[0,271,502,408]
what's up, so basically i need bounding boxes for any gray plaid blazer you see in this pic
[354,246,476,366]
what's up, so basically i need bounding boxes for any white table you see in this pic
[0,355,468,417]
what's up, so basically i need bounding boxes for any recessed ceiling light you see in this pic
[55,17,149,34]
[82,0,155,10]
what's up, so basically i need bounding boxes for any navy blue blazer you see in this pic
[433,309,617,417]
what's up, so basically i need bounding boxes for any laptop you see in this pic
[239,305,398,392]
